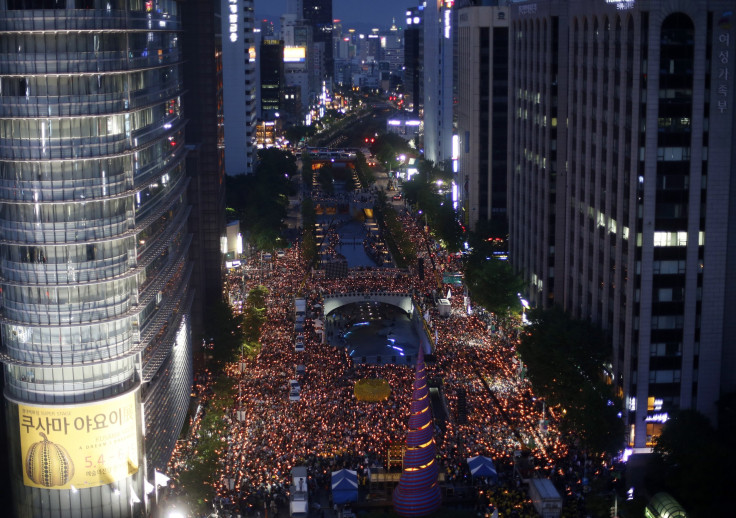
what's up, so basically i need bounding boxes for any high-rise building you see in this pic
[260,18,275,37]
[260,38,286,120]
[423,0,454,165]
[287,0,303,17]
[283,49,310,116]
[222,0,257,175]
[302,0,333,80]
[404,5,425,114]
[282,14,313,112]
[457,3,509,231]
[507,0,567,310]
[0,1,194,516]
[508,0,736,449]
[182,0,226,346]
[381,21,404,77]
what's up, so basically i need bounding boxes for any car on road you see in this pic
[392,193,403,201]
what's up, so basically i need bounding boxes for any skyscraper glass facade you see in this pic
[0,1,193,515]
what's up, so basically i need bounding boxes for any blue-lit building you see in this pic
[423,0,454,165]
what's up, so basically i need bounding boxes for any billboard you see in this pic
[284,46,306,63]
[18,390,140,490]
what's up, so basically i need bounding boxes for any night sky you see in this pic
[256,0,421,29]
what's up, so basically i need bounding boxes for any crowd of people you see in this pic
[166,189,617,518]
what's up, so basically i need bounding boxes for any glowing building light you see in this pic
[444,7,451,38]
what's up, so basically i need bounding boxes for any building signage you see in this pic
[606,0,635,10]
[644,413,669,423]
[18,390,139,490]
[518,4,537,16]
[284,46,306,63]
[716,11,732,114]
[227,0,239,42]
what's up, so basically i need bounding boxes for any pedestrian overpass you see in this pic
[323,292,414,316]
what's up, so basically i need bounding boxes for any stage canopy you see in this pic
[331,469,358,505]
[467,456,498,482]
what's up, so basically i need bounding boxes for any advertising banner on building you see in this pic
[18,390,140,490]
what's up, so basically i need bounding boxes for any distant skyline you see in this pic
[256,0,421,29]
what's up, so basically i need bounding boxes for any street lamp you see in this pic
[517,293,530,324]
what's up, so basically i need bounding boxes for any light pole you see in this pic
[517,293,530,325]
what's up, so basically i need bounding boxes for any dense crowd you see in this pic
[167,200,616,518]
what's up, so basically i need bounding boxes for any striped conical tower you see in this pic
[393,347,442,516]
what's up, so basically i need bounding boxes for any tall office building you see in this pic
[260,38,285,120]
[404,5,425,115]
[457,2,509,231]
[287,0,303,18]
[423,0,454,165]
[282,13,313,111]
[260,18,275,37]
[381,22,404,77]
[222,0,257,175]
[0,0,194,516]
[183,0,226,344]
[508,0,736,448]
[302,0,333,80]
[507,0,567,309]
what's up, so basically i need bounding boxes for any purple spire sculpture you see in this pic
[392,347,442,516]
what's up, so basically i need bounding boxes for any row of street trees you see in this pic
[369,133,412,172]
[462,225,623,455]
[300,198,318,268]
[463,224,523,319]
[374,193,416,268]
[179,287,270,512]
[354,151,375,187]
[205,285,269,369]
[394,158,462,252]
[226,149,298,251]
[177,376,235,511]
[517,306,624,454]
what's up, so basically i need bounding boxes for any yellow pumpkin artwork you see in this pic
[25,432,75,488]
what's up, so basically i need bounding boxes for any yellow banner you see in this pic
[19,390,140,490]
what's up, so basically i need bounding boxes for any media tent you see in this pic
[467,456,498,483]
[331,469,358,504]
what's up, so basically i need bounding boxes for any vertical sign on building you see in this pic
[229,0,239,42]
[444,1,454,39]
[716,11,732,114]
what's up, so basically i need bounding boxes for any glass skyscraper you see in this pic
[0,1,193,516]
